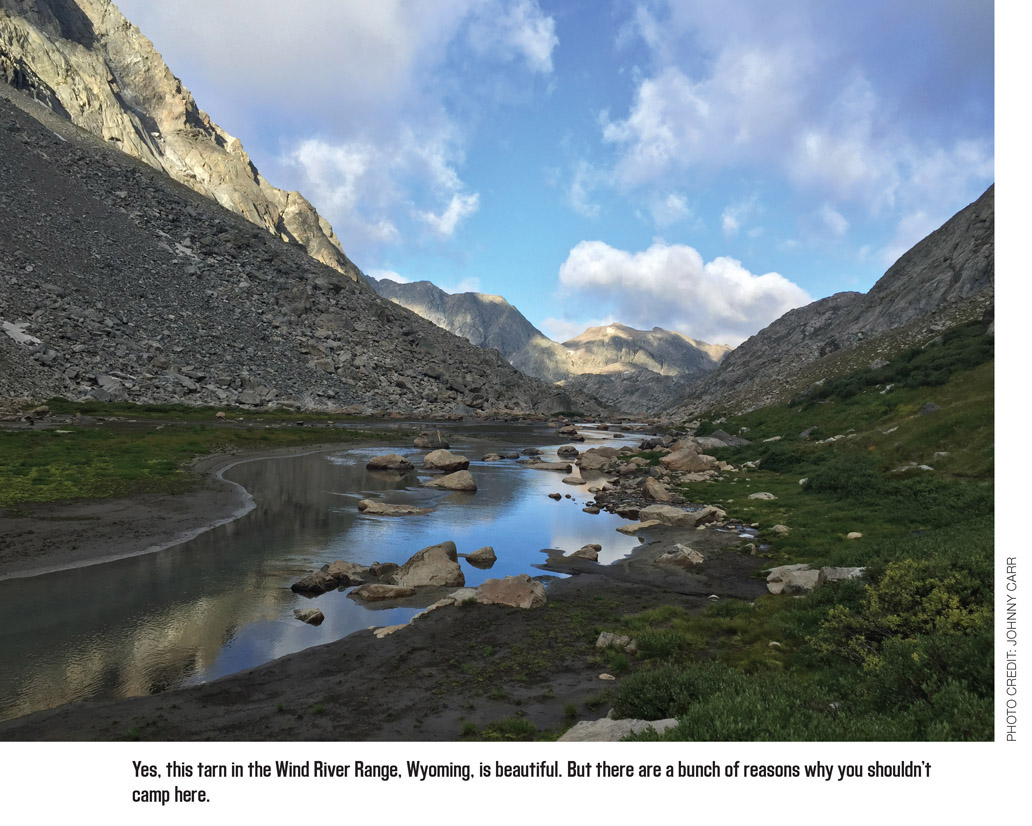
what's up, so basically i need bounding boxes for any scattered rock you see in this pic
[595,632,638,654]
[558,718,677,742]
[547,492,562,500]
[817,566,865,586]
[423,449,470,472]
[765,564,819,595]
[846,531,863,540]
[475,574,546,609]
[747,492,777,500]
[350,584,418,602]
[366,454,414,472]
[423,470,477,491]
[570,543,601,561]
[357,499,433,516]
[465,546,497,568]
[389,541,465,588]
[616,520,661,535]
[770,524,791,536]
[656,543,705,568]
[290,570,339,595]
[639,504,724,528]
[643,477,673,502]
[921,402,941,415]
[293,608,324,625]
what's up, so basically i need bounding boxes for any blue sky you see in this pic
[116,0,994,347]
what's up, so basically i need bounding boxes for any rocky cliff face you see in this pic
[0,0,361,280]
[669,185,995,418]
[0,90,598,416]
[371,278,729,411]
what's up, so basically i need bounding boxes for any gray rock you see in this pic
[558,717,678,742]
[422,469,477,491]
[389,541,464,588]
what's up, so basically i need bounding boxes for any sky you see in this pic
[115,0,994,347]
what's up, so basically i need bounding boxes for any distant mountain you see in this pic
[371,279,577,382]
[668,185,995,418]
[0,0,362,280]
[369,278,730,411]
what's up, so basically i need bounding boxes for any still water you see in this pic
[0,425,647,722]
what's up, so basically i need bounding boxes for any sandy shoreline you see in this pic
[0,441,380,581]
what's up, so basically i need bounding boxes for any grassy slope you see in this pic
[613,322,994,740]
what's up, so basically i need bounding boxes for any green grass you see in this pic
[608,329,993,740]
[0,422,394,508]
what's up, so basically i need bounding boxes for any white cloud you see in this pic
[819,204,849,237]
[439,277,483,294]
[467,0,559,74]
[567,161,602,218]
[368,269,410,284]
[601,3,993,225]
[650,193,691,227]
[540,316,616,343]
[418,192,481,236]
[721,196,758,237]
[557,240,811,345]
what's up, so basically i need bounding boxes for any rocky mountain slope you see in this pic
[370,277,729,412]
[0,88,597,416]
[0,0,361,280]
[669,185,995,418]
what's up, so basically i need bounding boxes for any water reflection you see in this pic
[0,428,648,722]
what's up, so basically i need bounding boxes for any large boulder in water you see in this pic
[423,449,470,472]
[366,454,414,472]
[358,500,433,516]
[423,470,477,491]
[389,541,465,587]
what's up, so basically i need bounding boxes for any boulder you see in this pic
[770,524,791,536]
[818,566,865,585]
[557,445,580,459]
[326,560,369,586]
[709,429,751,447]
[465,546,497,568]
[366,454,414,472]
[659,448,718,473]
[639,504,725,528]
[423,470,477,491]
[643,477,673,502]
[413,432,450,449]
[765,564,819,595]
[596,632,637,654]
[570,543,601,561]
[476,574,546,609]
[350,584,418,602]
[389,541,465,588]
[522,461,573,472]
[481,453,504,461]
[358,499,433,516]
[290,570,339,595]
[846,531,863,540]
[657,543,705,568]
[423,449,470,472]
[293,608,325,625]
[920,402,941,415]
[748,492,777,500]
[616,520,661,535]
[558,718,678,742]
[548,492,562,500]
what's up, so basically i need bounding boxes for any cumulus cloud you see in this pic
[721,196,758,237]
[556,240,811,345]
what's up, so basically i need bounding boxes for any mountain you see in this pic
[668,185,995,418]
[371,278,577,382]
[561,323,730,377]
[370,278,730,411]
[0,85,598,416]
[0,0,361,280]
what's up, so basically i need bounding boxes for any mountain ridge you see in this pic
[0,0,363,281]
